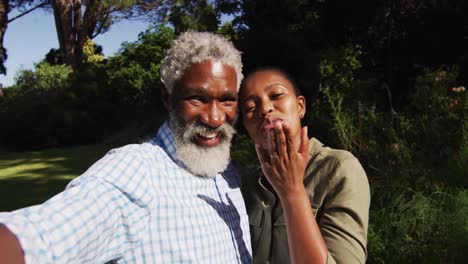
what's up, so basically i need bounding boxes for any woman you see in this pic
[239,67,370,264]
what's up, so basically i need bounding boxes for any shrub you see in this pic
[368,185,468,263]
[12,62,72,92]
[82,38,104,64]
[307,44,468,262]
[106,26,173,107]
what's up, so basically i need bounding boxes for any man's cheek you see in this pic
[227,110,238,124]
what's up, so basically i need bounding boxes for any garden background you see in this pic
[0,1,467,263]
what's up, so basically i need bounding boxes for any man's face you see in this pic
[166,60,238,177]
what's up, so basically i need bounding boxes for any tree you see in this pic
[48,0,172,69]
[168,0,218,34]
[0,0,8,75]
[0,0,48,75]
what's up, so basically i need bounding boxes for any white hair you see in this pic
[160,31,243,94]
[169,111,236,177]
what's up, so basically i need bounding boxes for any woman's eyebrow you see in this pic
[241,82,288,103]
[241,95,254,104]
[265,82,287,90]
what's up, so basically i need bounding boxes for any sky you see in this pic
[0,9,151,87]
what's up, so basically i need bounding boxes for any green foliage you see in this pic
[0,26,175,150]
[309,45,468,262]
[82,38,104,64]
[404,67,467,185]
[106,26,174,106]
[368,185,468,263]
[1,63,112,149]
[168,0,219,34]
[311,44,373,151]
[217,22,238,41]
[35,62,73,91]
[13,62,72,91]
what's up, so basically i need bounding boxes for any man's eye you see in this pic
[186,96,204,103]
[221,97,237,106]
[222,101,236,107]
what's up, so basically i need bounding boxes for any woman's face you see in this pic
[240,69,306,150]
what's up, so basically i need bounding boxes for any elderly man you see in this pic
[0,31,252,263]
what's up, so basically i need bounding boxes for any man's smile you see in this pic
[195,131,222,147]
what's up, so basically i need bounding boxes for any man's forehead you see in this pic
[178,61,236,84]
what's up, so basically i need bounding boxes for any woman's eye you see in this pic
[271,93,284,99]
[244,105,256,113]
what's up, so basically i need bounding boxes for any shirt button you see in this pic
[262,201,269,208]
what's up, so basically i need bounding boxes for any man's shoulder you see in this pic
[72,142,169,183]
[68,141,171,205]
[106,141,166,160]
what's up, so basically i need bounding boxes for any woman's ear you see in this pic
[297,95,306,119]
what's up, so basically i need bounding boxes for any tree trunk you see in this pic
[0,0,9,75]
[52,0,82,68]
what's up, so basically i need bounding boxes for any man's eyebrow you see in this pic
[183,87,207,96]
[184,87,237,99]
[223,89,238,98]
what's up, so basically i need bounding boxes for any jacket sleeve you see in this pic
[319,156,370,264]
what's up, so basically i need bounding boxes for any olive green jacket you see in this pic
[245,138,370,264]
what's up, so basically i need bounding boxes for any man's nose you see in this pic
[200,102,226,128]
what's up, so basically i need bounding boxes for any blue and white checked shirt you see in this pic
[0,122,252,263]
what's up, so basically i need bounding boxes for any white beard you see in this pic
[169,112,236,178]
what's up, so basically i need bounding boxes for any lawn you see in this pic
[0,144,114,211]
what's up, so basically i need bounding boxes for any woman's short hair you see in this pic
[244,66,303,96]
[160,31,243,94]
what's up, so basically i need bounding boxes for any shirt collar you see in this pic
[150,121,179,163]
[308,137,324,161]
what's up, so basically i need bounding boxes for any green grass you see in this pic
[0,144,114,211]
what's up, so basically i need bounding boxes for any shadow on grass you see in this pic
[0,144,113,211]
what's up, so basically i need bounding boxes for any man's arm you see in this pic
[0,146,152,263]
[0,225,24,264]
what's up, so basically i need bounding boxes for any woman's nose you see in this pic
[260,102,274,117]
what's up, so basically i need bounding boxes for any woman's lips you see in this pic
[262,117,284,131]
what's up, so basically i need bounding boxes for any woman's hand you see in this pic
[255,124,328,264]
[255,123,309,199]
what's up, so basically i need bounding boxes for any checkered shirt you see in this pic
[0,122,252,263]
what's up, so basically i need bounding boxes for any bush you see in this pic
[13,62,72,92]
[0,27,176,150]
[0,63,118,149]
[106,26,174,107]
[368,185,468,263]
[307,45,468,262]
